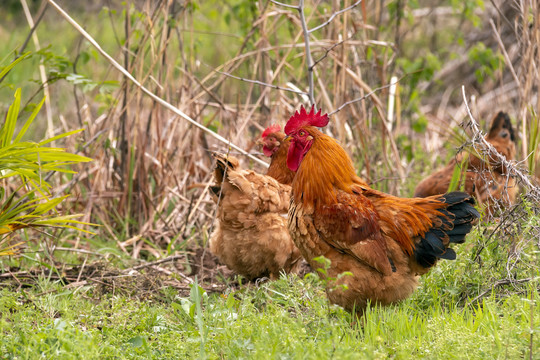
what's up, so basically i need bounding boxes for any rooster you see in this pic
[285,106,479,315]
[414,111,517,215]
[208,125,304,280]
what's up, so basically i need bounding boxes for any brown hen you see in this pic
[208,126,303,280]
[415,111,517,215]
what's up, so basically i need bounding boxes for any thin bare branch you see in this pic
[308,0,363,33]
[269,0,298,10]
[213,68,308,95]
[329,75,405,116]
[298,0,315,105]
[20,0,55,144]
[52,247,106,257]
[311,35,355,69]
[17,0,48,55]
[489,19,521,93]
[271,0,314,105]
[127,254,185,270]
[466,277,535,307]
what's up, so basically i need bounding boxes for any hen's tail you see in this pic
[210,153,240,197]
[414,192,480,268]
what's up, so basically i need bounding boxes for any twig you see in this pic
[213,68,308,95]
[0,270,29,278]
[76,256,87,283]
[466,277,535,307]
[17,0,48,56]
[126,254,184,270]
[191,2,270,102]
[52,247,107,257]
[149,265,174,276]
[181,173,213,239]
[308,0,363,33]
[488,0,516,37]
[472,204,520,261]
[329,75,406,116]
[489,19,521,94]
[46,0,269,168]
[298,0,315,106]
[269,0,297,9]
[312,34,356,69]
[183,69,227,110]
[65,280,88,289]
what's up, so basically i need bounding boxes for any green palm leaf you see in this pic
[0,71,95,257]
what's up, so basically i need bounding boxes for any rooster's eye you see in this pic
[299,131,306,137]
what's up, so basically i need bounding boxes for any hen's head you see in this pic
[284,105,329,172]
[258,124,285,157]
[487,111,515,143]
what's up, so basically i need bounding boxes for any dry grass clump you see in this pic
[3,1,538,279]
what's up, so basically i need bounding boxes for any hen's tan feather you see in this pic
[209,153,304,280]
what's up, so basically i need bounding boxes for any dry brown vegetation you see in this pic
[1,0,539,288]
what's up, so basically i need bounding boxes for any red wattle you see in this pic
[263,146,274,157]
[287,141,303,172]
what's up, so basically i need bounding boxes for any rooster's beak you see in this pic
[283,135,290,141]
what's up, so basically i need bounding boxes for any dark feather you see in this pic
[438,248,456,260]
[414,191,479,268]
[210,186,222,197]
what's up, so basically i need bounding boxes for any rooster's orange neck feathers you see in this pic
[292,127,361,209]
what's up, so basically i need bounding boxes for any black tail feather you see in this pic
[414,191,479,268]
[438,248,456,260]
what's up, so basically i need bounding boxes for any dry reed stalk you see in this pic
[515,0,540,167]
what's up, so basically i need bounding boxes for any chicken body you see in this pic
[289,193,419,312]
[415,112,517,214]
[285,106,479,314]
[208,151,303,280]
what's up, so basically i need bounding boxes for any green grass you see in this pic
[1,218,538,359]
[1,267,537,359]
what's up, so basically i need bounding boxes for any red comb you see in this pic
[261,124,282,138]
[284,105,329,135]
